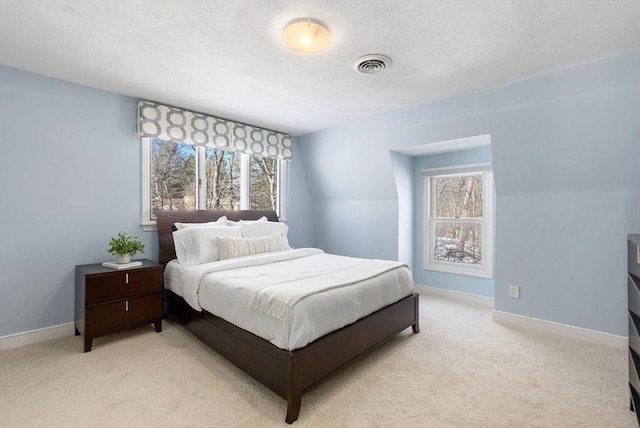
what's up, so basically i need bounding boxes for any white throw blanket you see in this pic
[247,256,407,323]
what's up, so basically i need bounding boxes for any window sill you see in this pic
[424,263,492,279]
[141,221,157,232]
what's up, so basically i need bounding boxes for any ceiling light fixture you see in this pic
[282,18,331,54]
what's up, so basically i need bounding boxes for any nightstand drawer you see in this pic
[86,269,162,305]
[85,294,162,334]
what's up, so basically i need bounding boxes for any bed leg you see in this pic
[285,354,302,424]
[412,294,420,333]
[285,391,302,424]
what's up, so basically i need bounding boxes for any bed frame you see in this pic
[156,210,419,423]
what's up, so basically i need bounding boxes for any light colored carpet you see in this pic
[0,294,636,427]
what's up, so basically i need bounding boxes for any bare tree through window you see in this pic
[250,155,277,211]
[151,140,196,218]
[432,174,484,265]
[205,149,240,210]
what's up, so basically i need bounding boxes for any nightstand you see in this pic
[75,259,163,352]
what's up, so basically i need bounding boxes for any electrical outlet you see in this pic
[509,285,520,299]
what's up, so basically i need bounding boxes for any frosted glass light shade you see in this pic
[282,19,331,54]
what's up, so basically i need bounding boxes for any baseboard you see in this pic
[416,285,627,349]
[492,310,627,350]
[0,322,75,352]
[416,284,494,308]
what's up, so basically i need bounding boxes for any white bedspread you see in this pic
[248,256,407,323]
[164,248,415,350]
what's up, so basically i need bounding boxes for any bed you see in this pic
[156,209,419,423]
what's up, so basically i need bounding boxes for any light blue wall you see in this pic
[296,124,400,260]
[297,50,640,337]
[285,140,314,249]
[412,147,494,298]
[390,151,414,268]
[0,66,153,336]
[0,66,313,336]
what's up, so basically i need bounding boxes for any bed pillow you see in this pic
[173,225,242,265]
[239,219,289,238]
[175,216,228,230]
[217,233,291,260]
[225,216,267,227]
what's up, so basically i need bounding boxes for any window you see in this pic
[423,164,493,278]
[203,147,240,210]
[150,139,197,211]
[142,138,288,230]
[250,155,278,210]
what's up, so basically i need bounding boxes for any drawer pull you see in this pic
[125,301,129,312]
[637,245,639,264]
[125,273,129,284]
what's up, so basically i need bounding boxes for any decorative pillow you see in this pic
[217,233,291,260]
[239,219,289,238]
[175,216,228,230]
[225,216,267,227]
[173,225,242,265]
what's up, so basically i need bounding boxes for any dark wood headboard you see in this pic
[155,210,279,265]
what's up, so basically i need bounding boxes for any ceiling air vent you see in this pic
[353,54,392,75]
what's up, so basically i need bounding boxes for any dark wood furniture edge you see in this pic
[82,317,163,352]
[156,210,420,423]
[628,234,640,424]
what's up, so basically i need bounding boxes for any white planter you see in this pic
[116,254,131,264]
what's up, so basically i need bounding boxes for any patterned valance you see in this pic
[137,101,292,160]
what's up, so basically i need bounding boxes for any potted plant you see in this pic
[107,232,145,264]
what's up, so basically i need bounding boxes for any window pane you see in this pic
[433,221,482,264]
[250,155,277,210]
[151,140,196,219]
[205,148,240,210]
[434,175,483,218]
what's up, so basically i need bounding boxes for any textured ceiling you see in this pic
[0,0,638,136]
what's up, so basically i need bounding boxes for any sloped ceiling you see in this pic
[0,0,638,136]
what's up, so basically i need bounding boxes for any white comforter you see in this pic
[164,248,415,350]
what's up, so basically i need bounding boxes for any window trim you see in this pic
[239,153,250,210]
[423,165,493,278]
[141,138,155,231]
[277,159,288,221]
[140,138,288,231]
